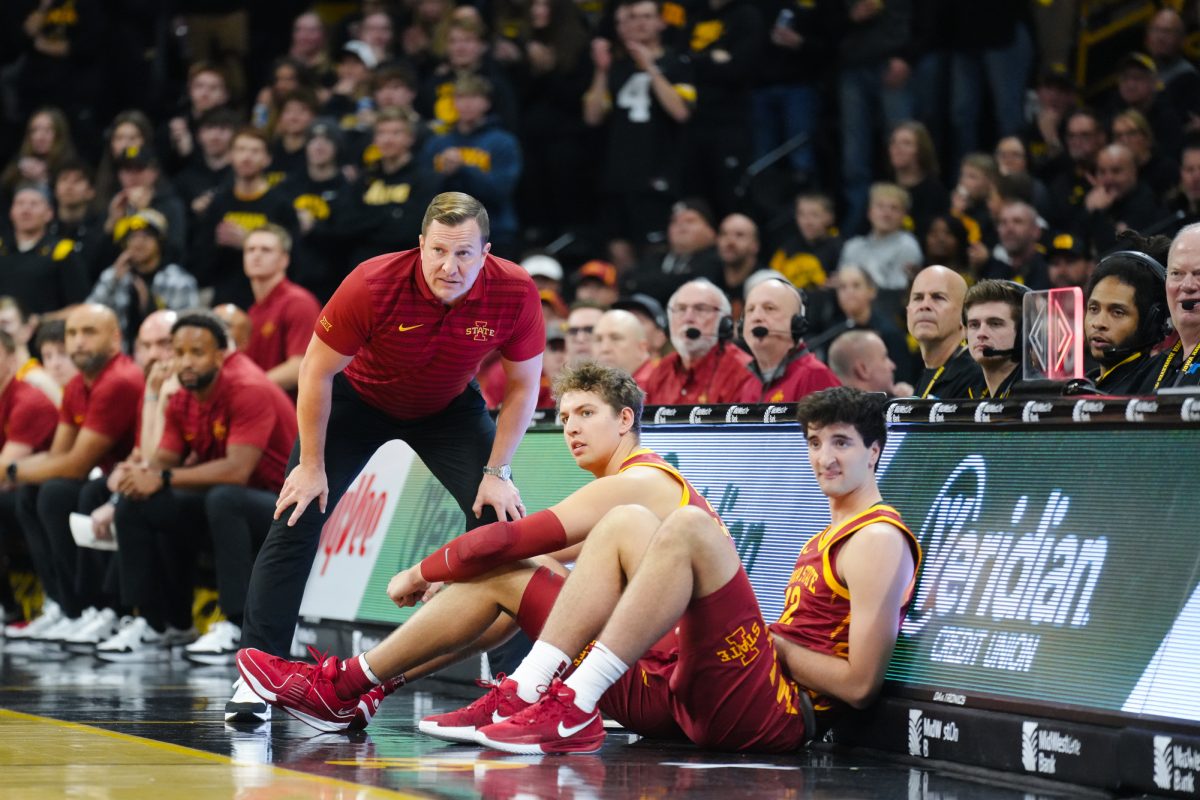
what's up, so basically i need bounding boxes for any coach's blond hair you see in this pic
[421,192,490,243]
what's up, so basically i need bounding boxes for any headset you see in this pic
[966,279,1030,362]
[736,280,809,345]
[1090,249,1170,363]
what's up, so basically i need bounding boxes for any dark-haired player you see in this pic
[471,386,920,754]
[235,361,725,733]
[1084,235,1170,395]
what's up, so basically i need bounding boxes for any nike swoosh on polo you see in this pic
[398,323,424,332]
[558,714,599,738]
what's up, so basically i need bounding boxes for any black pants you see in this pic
[115,484,277,630]
[0,491,21,611]
[17,477,114,618]
[242,375,498,655]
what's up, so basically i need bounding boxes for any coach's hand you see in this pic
[275,462,329,526]
[387,565,430,608]
[473,474,525,522]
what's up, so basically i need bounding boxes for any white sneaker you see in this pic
[6,602,63,640]
[95,616,168,662]
[225,677,271,723]
[63,608,119,653]
[34,609,86,643]
[186,621,241,666]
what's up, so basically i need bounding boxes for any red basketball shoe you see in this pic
[417,674,532,743]
[349,675,405,731]
[236,646,358,732]
[474,679,605,755]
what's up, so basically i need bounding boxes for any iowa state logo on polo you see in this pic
[466,321,496,341]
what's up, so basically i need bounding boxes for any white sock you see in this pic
[359,653,382,685]
[509,640,572,703]
[563,641,629,714]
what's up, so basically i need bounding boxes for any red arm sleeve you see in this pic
[314,267,374,357]
[419,508,567,582]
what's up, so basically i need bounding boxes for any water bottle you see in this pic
[356,96,376,131]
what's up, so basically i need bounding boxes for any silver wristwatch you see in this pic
[482,464,512,481]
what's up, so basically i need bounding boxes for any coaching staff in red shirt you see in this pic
[229,192,544,721]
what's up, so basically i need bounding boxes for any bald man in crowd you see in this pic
[213,304,252,352]
[907,266,985,399]
[828,329,912,396]
[736,275,838,403]
[593,309,656,387]
[3,304,144,641]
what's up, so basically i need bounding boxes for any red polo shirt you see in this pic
[60,353,144,473]
[159,352,298,492]
[736,350,840,403]
[246,278,322,375]
[0,378,57,451]
[632,357,658,389]
[316,248,543,419]
[643,345,753,405]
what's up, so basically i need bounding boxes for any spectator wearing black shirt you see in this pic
[268,90,320,184]
[1143,9,1200,124]
[10,0,103,150]
[888,120,947,242]
[752,0,839,185]
[173,108,238,232]
[193,129,299,308]
[346,109,443,265]
[0,185,88,315]
[1046,108,1108,231]
[161,62,233,176]
[982,200,1049,289]
[1084,143,1167,257]
[836,0,915,236]
[51,160,106,284]
[768,192,842,291]
[102,146,188,271]
[510,0,595,241]
[1167,137,1200,225]
[1111,109,1178,202]
[417,16,519,133]
[680,0,764,217]
[625,197,720,305]
[713,213,763,316]
[1046,231,1094,290]
[584,0,695,249]
[286,121,357,301]
[1104,53,1183,160]
[1024,66,1080,183]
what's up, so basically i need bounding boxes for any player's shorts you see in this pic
[665,567,812,753]
[516,566,812,750]
[517,566,685,739]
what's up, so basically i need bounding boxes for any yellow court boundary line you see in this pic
[0,707,426,799]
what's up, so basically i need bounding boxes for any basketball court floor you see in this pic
[0,649,1117,800]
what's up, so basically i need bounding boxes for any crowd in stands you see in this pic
[1,0,1200,657]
